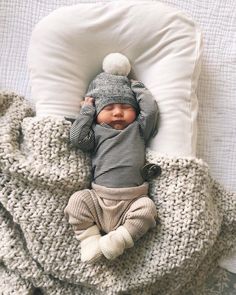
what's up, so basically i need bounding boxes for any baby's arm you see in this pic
[70,97,96,152]
[131,81,159,142]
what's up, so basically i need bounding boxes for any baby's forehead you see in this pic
[103,103,134,108]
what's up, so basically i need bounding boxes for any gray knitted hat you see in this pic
[85,53,139,114]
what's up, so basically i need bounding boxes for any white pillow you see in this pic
[28,1,203,157]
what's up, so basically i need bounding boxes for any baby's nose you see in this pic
[113,107,123,116]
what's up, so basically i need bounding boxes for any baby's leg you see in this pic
[99,197,157,260]
[122,196,157,241]
[64,189,102,263]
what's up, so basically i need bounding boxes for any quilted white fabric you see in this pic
[1,0,235,271]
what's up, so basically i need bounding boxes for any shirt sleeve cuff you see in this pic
[131,81,146,89]
[80,105,96,116]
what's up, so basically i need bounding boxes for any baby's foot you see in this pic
[78,225,103,263]
[99,226,134,260]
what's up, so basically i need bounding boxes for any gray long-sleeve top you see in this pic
[70,81,159,188]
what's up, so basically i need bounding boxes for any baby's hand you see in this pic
[130,80,146,90]
[81,97,94,107]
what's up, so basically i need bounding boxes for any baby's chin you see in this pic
[109,121,128,130]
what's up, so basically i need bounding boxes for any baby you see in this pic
[64,53,159,263]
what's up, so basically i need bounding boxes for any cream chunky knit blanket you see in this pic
[0,92,235,295]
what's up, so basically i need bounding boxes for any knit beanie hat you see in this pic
[85,53,139,114]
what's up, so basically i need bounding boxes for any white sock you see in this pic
[99,226,134,260]
[77,225,103,263]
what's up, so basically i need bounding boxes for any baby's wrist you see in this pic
[131,80,146,88]
[80,104,96,116]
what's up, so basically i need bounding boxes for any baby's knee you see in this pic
[124,197,157,241]
[145,197,157,217]
[133,196,157,217]
[64,189,92,216]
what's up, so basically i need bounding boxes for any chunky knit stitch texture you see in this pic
[0,92,235,295]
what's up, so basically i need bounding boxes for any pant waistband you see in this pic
[91,182,149,200]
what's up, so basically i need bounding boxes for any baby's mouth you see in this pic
[110,120,126,129]
[112,120,124,124]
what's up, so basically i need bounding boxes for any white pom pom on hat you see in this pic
[102,53,131,76]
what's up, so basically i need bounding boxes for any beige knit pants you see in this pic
[64,182,157,241]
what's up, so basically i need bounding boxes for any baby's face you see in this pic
[96,103,137,130]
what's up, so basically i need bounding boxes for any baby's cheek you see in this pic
[128,111,137,123]
[96,111,112,124]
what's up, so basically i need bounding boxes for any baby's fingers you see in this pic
[84,97,94,105]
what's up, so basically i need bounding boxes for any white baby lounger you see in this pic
[28,1,202,157]
[0,2,235,295]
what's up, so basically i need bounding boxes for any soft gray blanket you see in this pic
[0,92,235,295]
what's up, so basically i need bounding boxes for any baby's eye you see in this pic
[103,105,113,111]
[122,104,133,109]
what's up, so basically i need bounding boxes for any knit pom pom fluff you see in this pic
[102,53,131,76]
